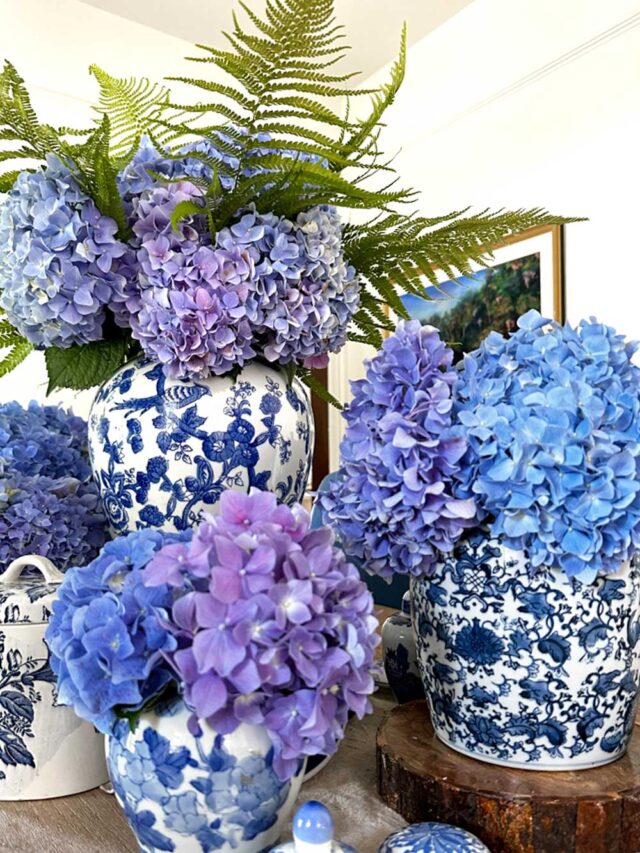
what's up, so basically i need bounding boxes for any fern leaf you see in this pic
[0,338,32,378]
[89,65,173,159]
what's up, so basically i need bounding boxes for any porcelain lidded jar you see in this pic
[88,357,314,535]
[107,696,305,853]
[0,556,108,800]
[381,592,423,705]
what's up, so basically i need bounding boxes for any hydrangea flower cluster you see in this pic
[217,204,358,370]
[319,320,476,578]
[0,154,129,348]
[453,310,640,582]
[0,474,107,571]
[117,177,357,377]
[115,181,259,378]
[45,529,191,732]
[0,400,90,481]
[0,134,358,377]
[143,490,378,780]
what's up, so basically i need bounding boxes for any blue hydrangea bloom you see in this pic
[454,310,640,582]
[0,400,90,481]
[319,321,476,578]
[45,528,191,732]
[0,473,107,571]
[0,155,129,347]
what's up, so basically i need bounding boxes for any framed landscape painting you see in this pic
[402,225,564,356]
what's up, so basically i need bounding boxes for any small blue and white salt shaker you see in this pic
[382,592,424,704]
[270,801,358,853]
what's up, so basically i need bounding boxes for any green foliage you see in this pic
[89,65,189,162]
[298,367,343,410]
[0,313,32,378]
[45,334,133,394]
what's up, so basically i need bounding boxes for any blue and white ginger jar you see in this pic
[107,697,305,853]
[411,531,640,770]
[379,823,489,853]
[382,592,424,705]
[88,357,314,535]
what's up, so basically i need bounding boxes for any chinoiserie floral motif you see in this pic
[0,627,55,778]
[88,357,313,534]
[107,698,303,853]
[411,531,640,770]
[379,822,490,853]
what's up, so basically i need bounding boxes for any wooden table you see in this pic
[0,690,405,853]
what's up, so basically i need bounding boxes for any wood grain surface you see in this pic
[377,699,640,853]
[0,690,405,853]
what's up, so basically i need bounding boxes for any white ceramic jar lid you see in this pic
[0,556,65,625]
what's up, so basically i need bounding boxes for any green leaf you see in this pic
[0,339,32,378]
[89,65,173,158]
[299,368,342,410]
[45,337,130,394]
[170,198,207,232]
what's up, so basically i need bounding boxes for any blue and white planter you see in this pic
[379,822,489,853]
[411,530,640,771]
[107,697,305,853]
[88,357,314,535]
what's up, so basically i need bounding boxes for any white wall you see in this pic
[329,0,640,468]
[0,0,197,417]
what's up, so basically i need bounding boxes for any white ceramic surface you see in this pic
[0,556,108,800]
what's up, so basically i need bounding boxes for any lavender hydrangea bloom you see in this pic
[454,310,640,582]
[45,528,192,733]
[0,155,129,347]
[319,321,476,578]
[217,204,359,369]
[116,181,258,378]
[0,474,107,571]
[0,400,91,481]
[143,489,379,780]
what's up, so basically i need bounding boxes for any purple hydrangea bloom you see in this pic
[116,181,259,378]
[143,489,379,780]
[454,310,640,582]
[0,400,91,481]
[45,528,192,733]
[0,155,129,347]
[217,204,359,369]
[0,474,107,571]
[319,320,476,578]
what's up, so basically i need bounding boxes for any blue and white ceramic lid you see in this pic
[379,822,490,853]
[0,555,65,625]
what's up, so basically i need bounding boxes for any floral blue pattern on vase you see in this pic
[379,822,489,853]
[88,357,314,534]
[411,530,640,770]
[107,697,304,853]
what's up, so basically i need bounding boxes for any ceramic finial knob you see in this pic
[269,801,358,853]
[293,801,334,853]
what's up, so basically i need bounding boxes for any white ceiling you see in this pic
[76,0,474,82]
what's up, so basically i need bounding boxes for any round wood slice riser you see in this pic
[376,700,640,853]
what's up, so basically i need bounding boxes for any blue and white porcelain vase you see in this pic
[381,592,423,705]
[107,697,305,853]
[411,530,640,770]
[88,357,314,535]
[379,822,489,853]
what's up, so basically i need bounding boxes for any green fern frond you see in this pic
[89,65,175,160]
[0,333,32,378]
[298,367,343,409]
